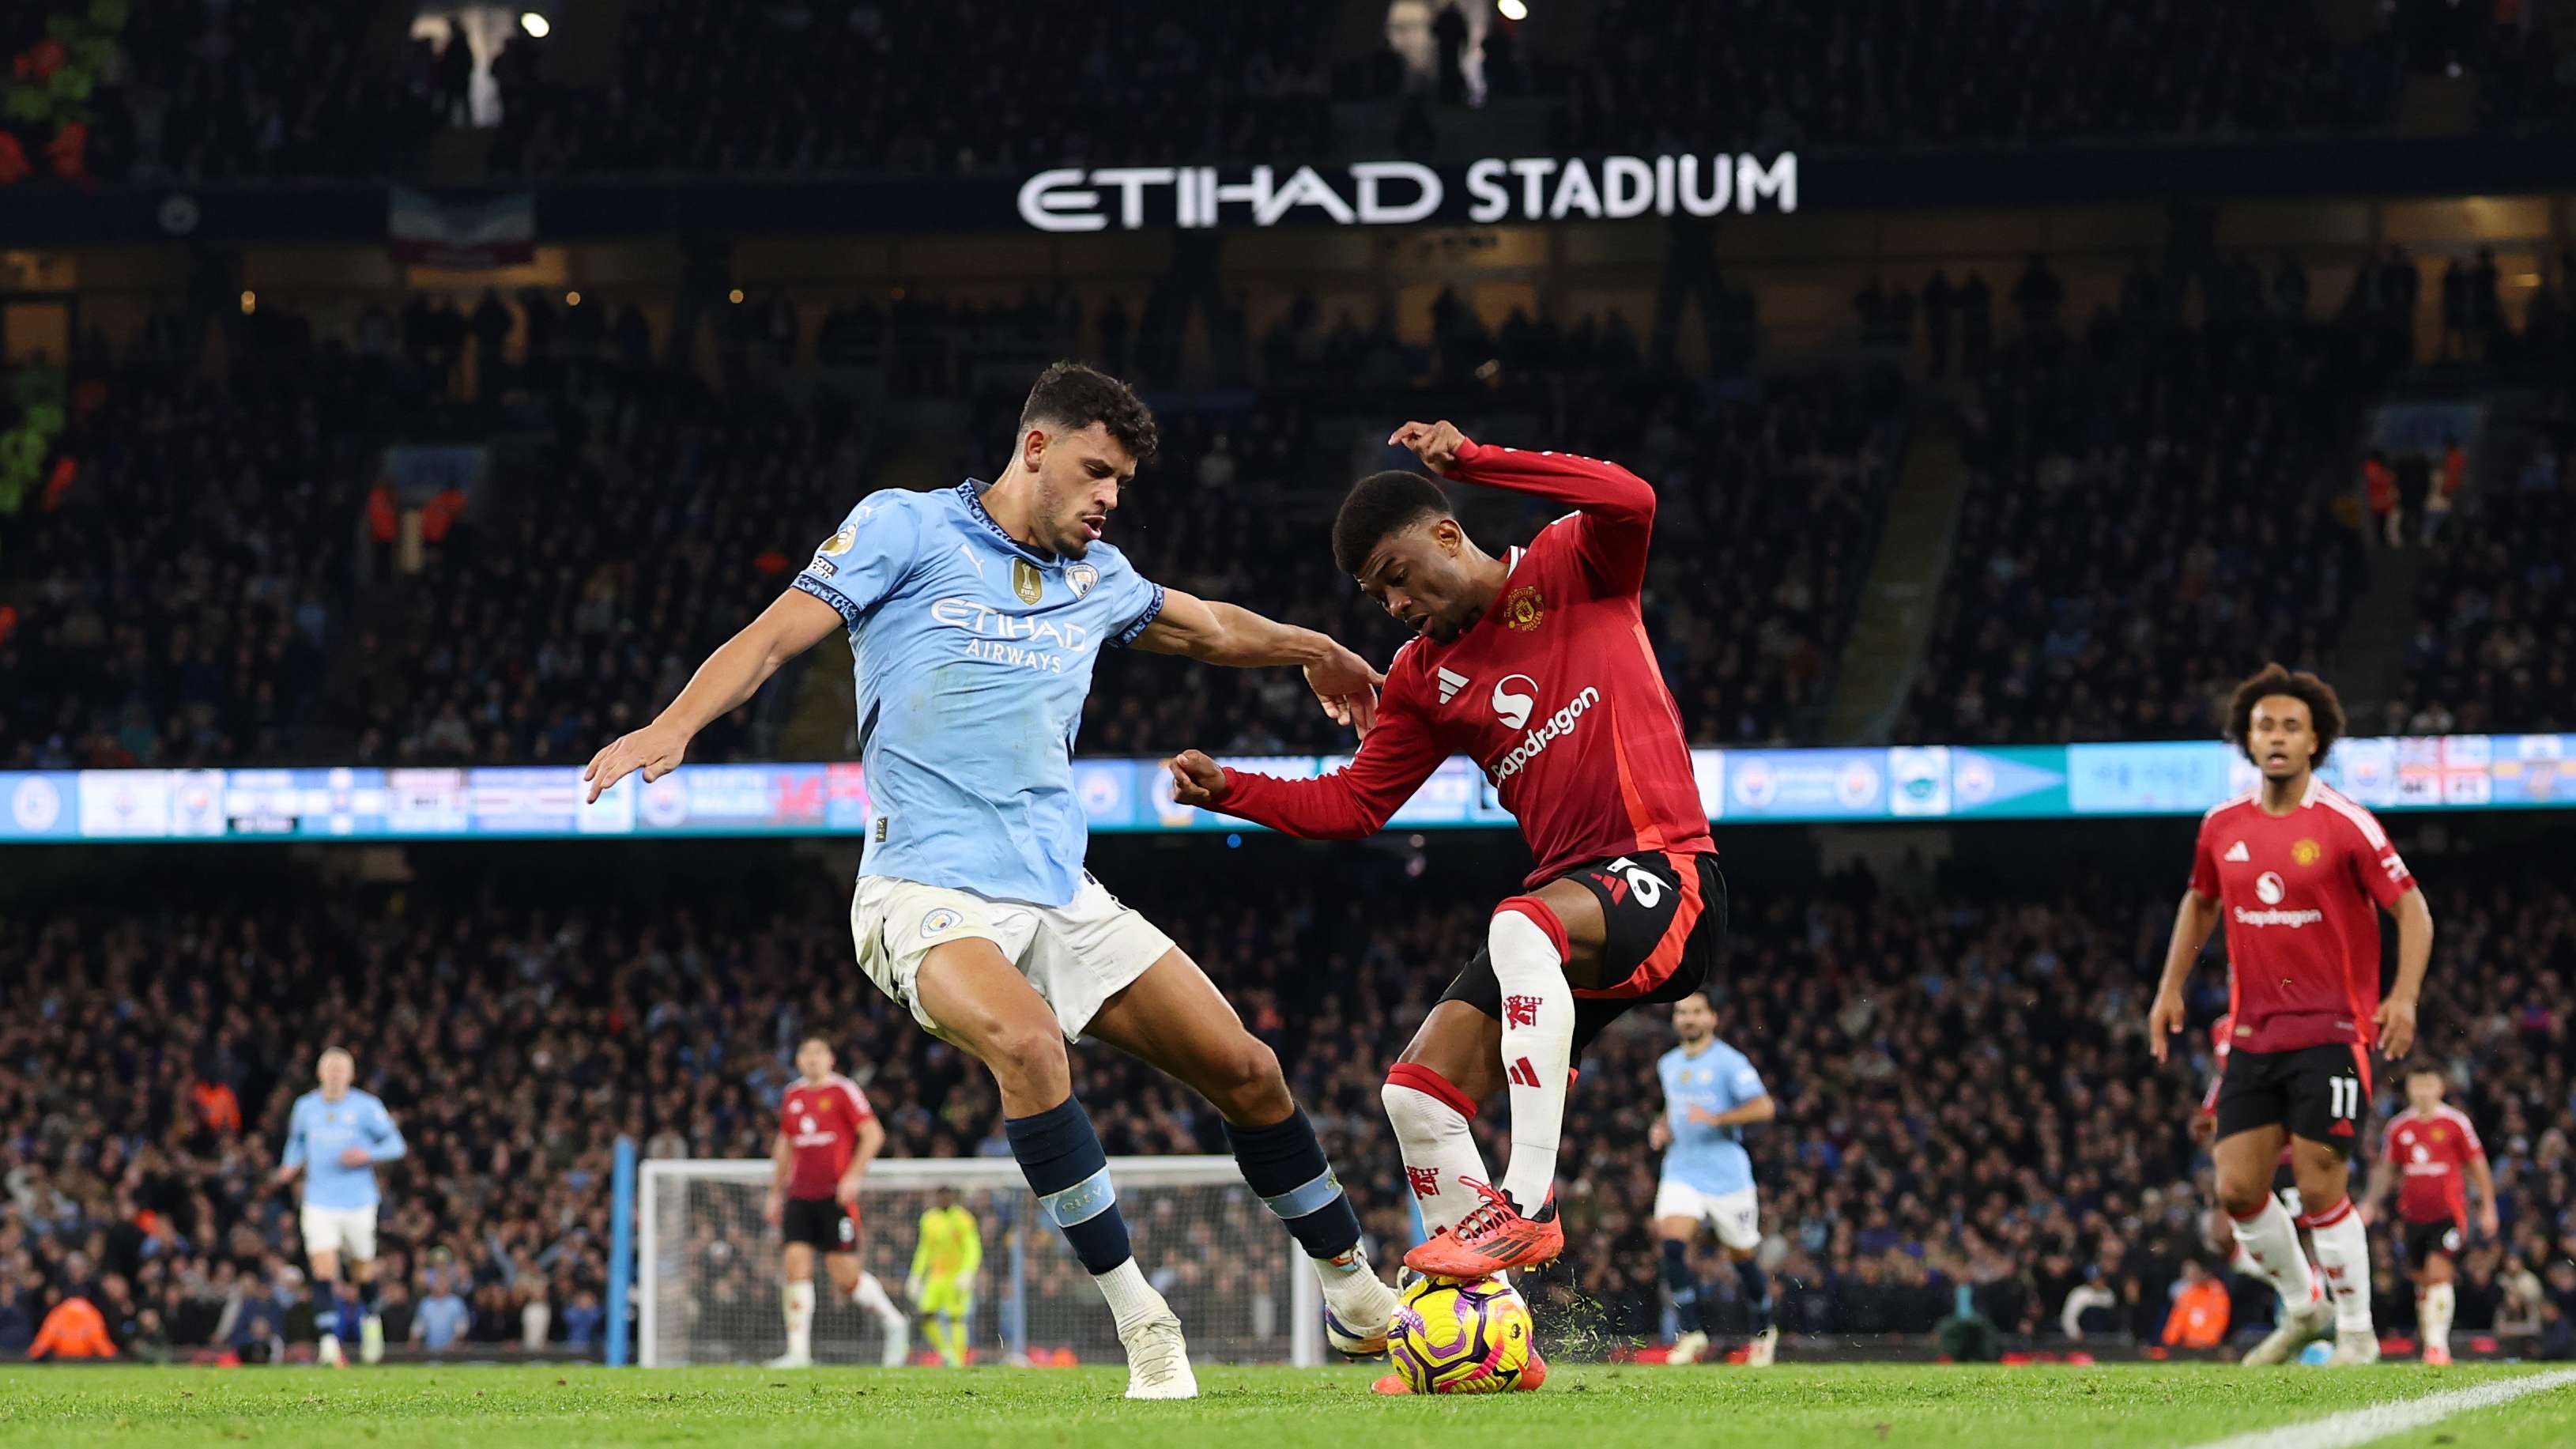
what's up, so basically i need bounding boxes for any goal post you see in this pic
[635,1155,1322,1368]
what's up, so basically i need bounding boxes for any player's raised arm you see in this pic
[1128,587,1384,738]
[1390,420,1658,591]
[1164,665,1445,840]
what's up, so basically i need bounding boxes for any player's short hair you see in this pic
[1020,361,1158,465]
[2223,662,2345,768]
[798,1036,831,1054]
[318,1047,353,1066]
[1333,470,1453,576]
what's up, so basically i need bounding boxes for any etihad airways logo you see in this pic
[931,595,1092,673]
[1490,685,1600,783]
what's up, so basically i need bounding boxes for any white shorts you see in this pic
[851,874,1174,1043]
[1654,1180,1760,1251]
[299,1202,379,1261]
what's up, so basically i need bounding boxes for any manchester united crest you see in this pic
[1013,558,1044,605]
[1504,584,1545,632]
[2291,837,2322,867]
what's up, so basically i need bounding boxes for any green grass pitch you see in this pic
[3,1364,2574,1448]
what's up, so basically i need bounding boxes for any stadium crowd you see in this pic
[17,1,2573,190]
[0,293,1892,771]
[1891,255,2411,745]
[7,828,2574,1362]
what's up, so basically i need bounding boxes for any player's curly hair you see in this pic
[2223,662,2345,768]
[1020,360,1158,464]
[1333,470,1453,575]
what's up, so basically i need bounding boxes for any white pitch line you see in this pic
[2179,1367,2576,1449]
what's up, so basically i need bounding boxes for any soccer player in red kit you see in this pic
[1167,421,1723,1291]
[2149,664,2435,1367]
[765,1036,908,1367]
[2366,1068,2498,1364]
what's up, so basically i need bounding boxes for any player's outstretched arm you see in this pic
[1390,420,1658,589]
[2147,888,2221,1063]
[583,587,846,803]
[2374,886,2433,1058]
[1130,587,1384,737]
[1165,669,1444,839]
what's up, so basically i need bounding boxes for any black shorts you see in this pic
[782,1195,860,1254]
[2214,1041,2372,1151]
[2402,1217,2465,1266]
[1440,851,1726,1057]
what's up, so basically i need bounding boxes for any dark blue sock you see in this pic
[1661,1239,1703,1334]
[359,1277,381,1315]
[1733,1255,1773,1333]
[1224,1108,1363,1261]
[1005,1096,1132,1274]
[335,1292,359,1341]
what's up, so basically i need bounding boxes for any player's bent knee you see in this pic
[2214,1178,2273,1220]
[1203,1034,1289,1121]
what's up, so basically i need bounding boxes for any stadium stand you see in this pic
[6,832,2572,1358]
[1892,263,2406,745]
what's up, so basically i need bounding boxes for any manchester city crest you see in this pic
[1067,563,1098,599]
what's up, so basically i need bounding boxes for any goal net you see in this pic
[637,1155,1322,1368]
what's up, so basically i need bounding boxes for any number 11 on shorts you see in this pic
[2329,1073,2360,1121]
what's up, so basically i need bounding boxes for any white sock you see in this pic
[1092,1258,1167,1334]
[2422,1281,2454,1353]
[2229,1195,2319,1314]
[1382,1069,1496,1238]
[2303,1198,2374,1332]
[783,1279,815,1360]
[1489,907,1573,1210]
[854,1270,898,1319]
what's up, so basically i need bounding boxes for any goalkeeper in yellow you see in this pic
[910,1187,983,1366]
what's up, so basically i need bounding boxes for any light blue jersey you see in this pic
[793,481,1164,908]
[1658,1038,1766,1197]
[281,1089,406,1210]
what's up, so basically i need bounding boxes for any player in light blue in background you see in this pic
[272,1047,406,1366]
[1650,991,1778,1367]
[583,363,1398,1398]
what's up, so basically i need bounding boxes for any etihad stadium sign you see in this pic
[1016,153,1798,233]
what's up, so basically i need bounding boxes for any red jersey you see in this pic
[2382,1105,2484,1226]
[2190,778,2415,1054]
[1213,442,1710,886]
[779,1074,874,1199]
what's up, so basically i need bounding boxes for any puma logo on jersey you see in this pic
[2223,841,2250,862]
[1437,666,1470,704]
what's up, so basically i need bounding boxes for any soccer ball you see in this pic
[1387,1274,1538,1394]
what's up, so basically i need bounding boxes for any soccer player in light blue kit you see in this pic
[270,1047,407,1367]
[1649,991,1778,1366]
[584,363,1400,1398]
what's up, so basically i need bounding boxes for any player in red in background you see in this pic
[2366,1068,2499,1364]
[765,1036,908,1367]
[1167,421,1723,1301]
[2149,664,2435,1368]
